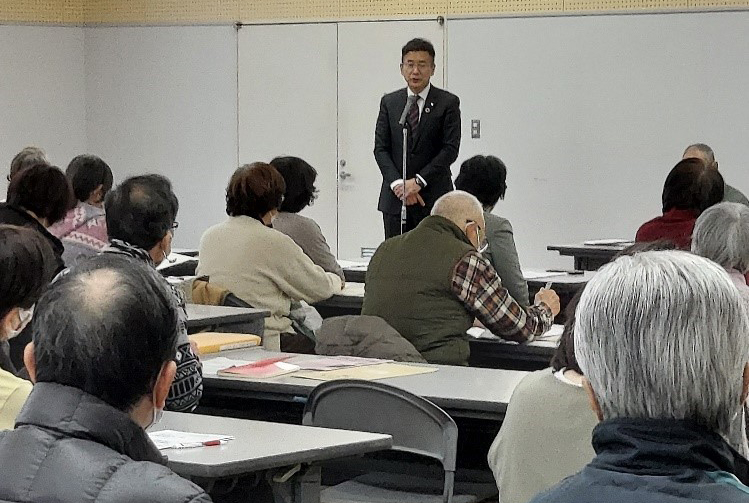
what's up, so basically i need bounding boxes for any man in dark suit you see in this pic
[374,38,461,238]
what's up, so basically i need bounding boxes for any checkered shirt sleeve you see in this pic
[451,251,553,342]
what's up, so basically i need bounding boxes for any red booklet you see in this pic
[217,356,299,379]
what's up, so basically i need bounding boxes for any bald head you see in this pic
[431,190,484,229]
[30,254,180,411]
[683,143,717,170]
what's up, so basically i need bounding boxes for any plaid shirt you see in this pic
[451,251,553,342]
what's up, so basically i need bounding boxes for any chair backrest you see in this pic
[303,379,458,471]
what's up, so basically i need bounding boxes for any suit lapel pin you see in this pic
[425,106,432,114]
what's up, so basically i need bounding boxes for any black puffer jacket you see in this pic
[0,382,211,503]
[530,418,749,503]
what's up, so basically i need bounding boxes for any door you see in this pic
[238,23,339,254]
[337,20,445,260]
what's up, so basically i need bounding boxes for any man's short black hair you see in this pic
[662,158,724,214]
[0,225,57,320]
[270,156,318,214]
[105,174,179,251]
[401,38,435,62]
[31,254,180,411]
[6,163,74,226]
[66,154,114,203]
[454,155,508,208]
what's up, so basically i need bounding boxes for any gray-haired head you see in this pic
[430,190,484,229]
[9,146,49,181]
[574,250,749,437]
[692,202,749,274]
[683,143,717,170]
[31,254,179,411]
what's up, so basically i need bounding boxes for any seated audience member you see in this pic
[104,174,202,412]
[270,156,345,281]
[692,202,749,303]
[635,158,724,248]
[1,163,73,274]
[50,155,113,265]
[7,146,48,183]
[489,240,743,503]
[530,250,749,503]
[198,163,343,352]
[0,255,211,503]
[362,190,560,366]
[684,143,749,206]
[488,294,595,503]
[454,155,529,306]
[0,226,57,429]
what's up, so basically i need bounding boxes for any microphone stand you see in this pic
[400,122,408,235]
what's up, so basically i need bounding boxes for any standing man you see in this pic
[374,38,461,238]
[683,143,749,206]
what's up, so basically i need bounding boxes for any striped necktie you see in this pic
[408,96,420,139]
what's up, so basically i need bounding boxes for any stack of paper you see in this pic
[286,355,388,371]
[582,239,633,246]
[149,430,234,450]
[189,332,261,354]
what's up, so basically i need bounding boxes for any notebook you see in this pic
[189,332,261,354]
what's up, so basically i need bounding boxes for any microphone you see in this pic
[398,94,419,127]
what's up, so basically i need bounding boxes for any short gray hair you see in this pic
[683,143,716,167]
[9,146,48,180]
[574,250,749,437]
[431,190,483,228]
[692,202,749,274]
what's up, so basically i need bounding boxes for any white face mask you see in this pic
[148,406,164,430]
[7,306,33,340]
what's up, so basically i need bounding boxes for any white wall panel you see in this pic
[0,26,86,194]
[448,11,749,269]
[85,26,238,248]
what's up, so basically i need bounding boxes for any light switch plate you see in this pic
[471,119,480,139]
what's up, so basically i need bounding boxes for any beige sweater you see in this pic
[488,368,597,503]
[197,216,342,342]
[0,368,31,430]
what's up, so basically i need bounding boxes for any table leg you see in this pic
[269,464,321,503]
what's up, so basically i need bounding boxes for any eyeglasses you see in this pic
[169,221,179,234]
[401,62,432,72]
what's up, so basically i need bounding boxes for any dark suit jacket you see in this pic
[374,85,461,214]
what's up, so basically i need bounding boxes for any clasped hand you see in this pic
[392,178,425,206]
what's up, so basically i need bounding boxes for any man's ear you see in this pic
[23,342,37,383]
[152,361,177,409]
[582,377,604,421]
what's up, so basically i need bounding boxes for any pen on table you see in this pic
[172,439,228,449]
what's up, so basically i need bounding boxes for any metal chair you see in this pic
[302,379,476,503]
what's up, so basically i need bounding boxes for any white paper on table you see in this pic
[522,269,563,280]
[536,324,564,340]
[582,239,633,246]
[338,259,370,269]
[148,430,234,450]
[286,355,389,371]
[337,282,365,297]
[156,252,196,270]
[201,357,252,376]
[466,327,501,340]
